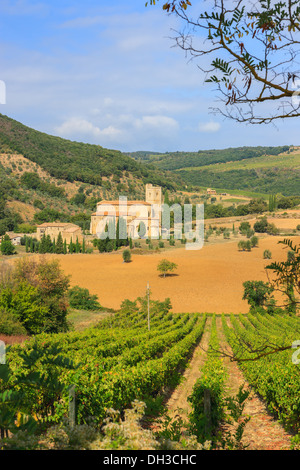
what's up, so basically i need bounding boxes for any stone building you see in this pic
[206,188,217,195]
[36,222,83,244]
[4,232,24,245]
[90,184,162,239]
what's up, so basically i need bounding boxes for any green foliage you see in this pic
[254,217,268,233]
[68,286,101,310]
[157,259,178,277]
[138,146,290,171]
[0,257,71,334]
[1,308,206,432]
[238,240,251,251]
[250,235,259,247]
[239,221,250,234]
[0,235,16,256]
[15,223,36,234]
[55,232,64,254]
[263,249,272,259]
[225,312,300,432]
[265,239,300,314]
[122,249,131,263]
[0,114,180,192]
[20,172,65,198]
[188,315,226,444]
[0,281,50,335]
[242,280,275,312]
[0,343,77,436]
[0,309,27,336]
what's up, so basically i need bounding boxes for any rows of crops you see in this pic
[189,314,227,441]
[2,308,300,442]
[4,309,207,426]
[223,312,300,432]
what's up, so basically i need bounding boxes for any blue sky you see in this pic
[0,0,298,153]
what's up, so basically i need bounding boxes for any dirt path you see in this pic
[217,316,293,450]
[148,317,212,434]
[164,317,212,421]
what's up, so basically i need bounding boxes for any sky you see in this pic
[0,0,299,153]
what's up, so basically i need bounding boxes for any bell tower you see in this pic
[145,184,162,206]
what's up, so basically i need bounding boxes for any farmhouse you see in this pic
[207,188,217,195]
[36,222,83,244]
[90,184,162,239]
[4,231,24,245]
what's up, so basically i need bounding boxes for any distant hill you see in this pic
[0,113,182,191]
[0,113,184,235]
[127,146,300,196]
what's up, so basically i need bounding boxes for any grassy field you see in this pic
[180,150,300,173]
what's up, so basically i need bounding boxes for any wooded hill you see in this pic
[0,113,185,235]
[0,113,182,191]
[127,146,300,196]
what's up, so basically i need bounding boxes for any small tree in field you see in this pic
[122,249,131,263]
[157,259,178,278]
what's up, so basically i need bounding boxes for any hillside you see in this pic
[128,146,300,196]
[0,113,182,191]
[0,114,184,234]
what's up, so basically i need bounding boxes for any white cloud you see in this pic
[55,118,122,142]
[198,121,221,133]
[135,115,179,132]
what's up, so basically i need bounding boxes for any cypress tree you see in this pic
[56,232,64,254]
[39,234,47,253]
[75,237,80,253]
[45,235,53,253]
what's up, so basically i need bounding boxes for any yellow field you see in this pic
[49,235,300,314]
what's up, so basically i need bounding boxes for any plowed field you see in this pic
[50,235,300,314]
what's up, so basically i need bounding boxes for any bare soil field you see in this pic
[50,234,300,314]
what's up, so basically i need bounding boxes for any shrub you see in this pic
[253,217,268,233]
[266,222,279,235]
[239,221,251,234]
[0,257,71,334]
[0,235,16,256]
[238,240,251,251]
[68,286,101,310]
[263,249,272,259]
[0,309,27,336]
[250,236,259,247]
[122,249,131,263]
[246,228,255,238]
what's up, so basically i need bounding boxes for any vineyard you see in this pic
[1,301,300,450]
